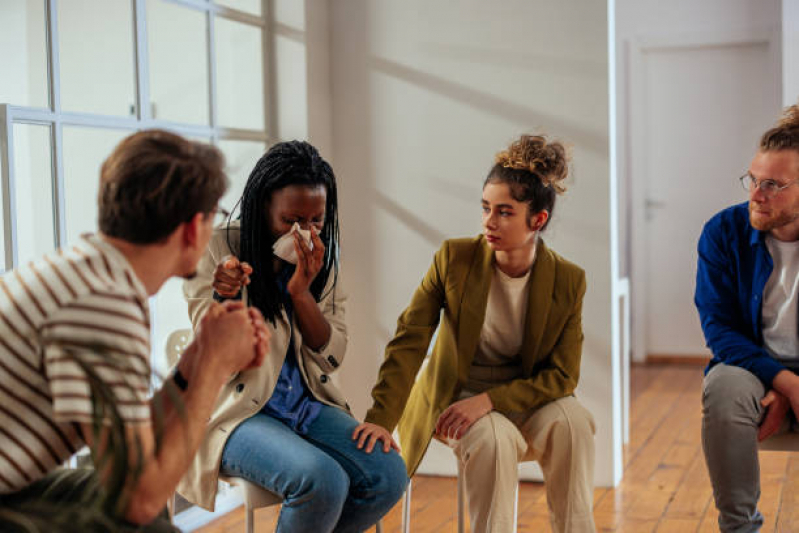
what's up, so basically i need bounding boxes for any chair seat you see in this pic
[218,475,283,509]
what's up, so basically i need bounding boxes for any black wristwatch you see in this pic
[172,369,189,391]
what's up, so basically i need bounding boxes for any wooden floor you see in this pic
[195,364,799,532]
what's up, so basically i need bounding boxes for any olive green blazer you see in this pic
[364,235,586,476]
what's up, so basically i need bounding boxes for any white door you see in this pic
[634,39,780,359]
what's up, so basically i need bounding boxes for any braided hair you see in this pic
[234,140,340,323]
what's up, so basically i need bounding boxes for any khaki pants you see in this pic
[448,396,596,533]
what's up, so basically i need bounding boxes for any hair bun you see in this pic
[494,134,569,194]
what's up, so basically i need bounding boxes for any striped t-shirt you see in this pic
[0,234,151,494]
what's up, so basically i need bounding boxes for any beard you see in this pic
[749,201,799,232]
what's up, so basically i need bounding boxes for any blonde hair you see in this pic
[760,101,799,153]
[494,134,569,194]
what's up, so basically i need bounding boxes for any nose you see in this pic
[483,211,497,230]
[750,183,767,203]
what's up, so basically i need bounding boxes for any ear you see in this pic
[530,210,549,231]
[183,212,206,249]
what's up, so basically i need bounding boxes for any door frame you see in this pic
[627,28,781,363]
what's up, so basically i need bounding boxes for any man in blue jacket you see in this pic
[696,102,799,533]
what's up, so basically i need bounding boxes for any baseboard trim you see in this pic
[645,354,710,366]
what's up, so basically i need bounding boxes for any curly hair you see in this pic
[760,102,799,153]
[485,134,570,231]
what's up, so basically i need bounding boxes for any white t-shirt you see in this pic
[475,266,531,364]
[762,235,799,359]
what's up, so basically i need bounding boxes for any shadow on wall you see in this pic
[372,190,449,247]
[368,56,607,157]
[427,174,482,206]
[419,42,607,79]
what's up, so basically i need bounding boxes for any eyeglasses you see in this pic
[739,172,799,198]
[212,207,231,227]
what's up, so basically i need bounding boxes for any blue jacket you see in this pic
[695,201,786,385]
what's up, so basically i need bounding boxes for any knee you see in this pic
[549,400,595,449]
[287,456,349,508]
[703,365,764,425]
[459,415,519,464]
[370,451,409,506]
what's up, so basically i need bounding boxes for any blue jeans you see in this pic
[221,404,408,533]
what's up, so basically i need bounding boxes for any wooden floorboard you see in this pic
[193,365,799,532]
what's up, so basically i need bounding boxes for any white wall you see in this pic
[616,0,781,277]
[785,0,799,105]
[616,0,783,362]
[328,0,619,486]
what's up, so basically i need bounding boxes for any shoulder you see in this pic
[698,202,752,257]
[437,235,484,264]
[208,221,240,258]
[539,241,586,294]
[702,202,749,237]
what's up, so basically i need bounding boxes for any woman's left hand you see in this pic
[287,229,325,297]
[435,393,493,441]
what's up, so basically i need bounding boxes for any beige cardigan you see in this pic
[176,222,349,511]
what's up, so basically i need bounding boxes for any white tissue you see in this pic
[272,222,313,264]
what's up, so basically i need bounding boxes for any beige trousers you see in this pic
[448,396,596,533]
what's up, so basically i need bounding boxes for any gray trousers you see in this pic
[702,363,767,533]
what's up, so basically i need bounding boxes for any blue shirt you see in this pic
[262,266,322,434]
[695,201,787,385]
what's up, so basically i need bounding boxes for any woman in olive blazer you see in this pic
[355,135,596,533]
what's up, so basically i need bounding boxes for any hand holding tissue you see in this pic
[272,222,314,264]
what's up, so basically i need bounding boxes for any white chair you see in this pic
[164,328,384,533]
[401,454,520,533]
[165,329,283,533]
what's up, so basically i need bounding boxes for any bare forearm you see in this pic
[125,366,227,524]
[772,369,799,398]
[290,290,331,350]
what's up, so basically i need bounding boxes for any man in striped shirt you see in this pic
[0,130,269,532]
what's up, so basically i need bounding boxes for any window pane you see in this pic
[58,0,136,116]
[215,18,265,130]
[0,0,48,108]
[62,127,131,245]
[148,0,210,125]
[272,0,304,30]
[217,140,266,212]
[214,0,261,17]
[12,124,54,265]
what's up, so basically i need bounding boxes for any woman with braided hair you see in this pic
[177,140,407,532]
[355,134,597,533]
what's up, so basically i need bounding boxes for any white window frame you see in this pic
[0,0,272,272]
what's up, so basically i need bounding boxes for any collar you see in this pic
[748,223,766,248]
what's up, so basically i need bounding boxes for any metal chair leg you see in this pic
[376,519,383,532]
[246,505,254,533]
[402,478,412,533]
[457,465,465,533]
